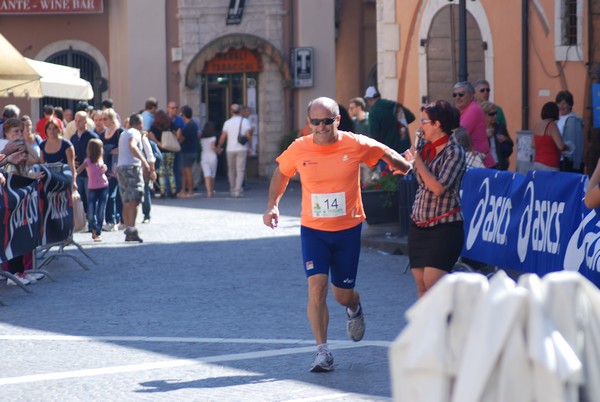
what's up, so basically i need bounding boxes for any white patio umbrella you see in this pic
[0,34,42,97]
[25,58,94,100]
[0,34,94,100]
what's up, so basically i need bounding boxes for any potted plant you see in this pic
[361,170,400,225]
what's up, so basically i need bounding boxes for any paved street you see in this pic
[0,178,417,401]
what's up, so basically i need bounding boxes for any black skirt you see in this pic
[408,221,464,272]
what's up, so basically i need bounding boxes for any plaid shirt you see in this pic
[411,135,466,227]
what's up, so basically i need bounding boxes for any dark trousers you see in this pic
[142,180,152,220]
[174,152,183,193]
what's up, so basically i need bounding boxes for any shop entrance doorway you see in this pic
[201,48,262,178]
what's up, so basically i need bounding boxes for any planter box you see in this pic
[362,190,399,225]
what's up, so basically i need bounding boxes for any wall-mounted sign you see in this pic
[593,83,600,129]
[203,48,263,74]
[0,0,103,14]
[292,47,313,88]
[226,0,245,25]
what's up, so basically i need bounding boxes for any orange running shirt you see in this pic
[277,131,388,231]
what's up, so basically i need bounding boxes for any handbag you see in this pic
[160,130,181,152]
[71,190,87,232]
[237,118,249,145]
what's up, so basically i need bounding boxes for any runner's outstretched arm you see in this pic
[381,148,413,175]
[263,167,292,229]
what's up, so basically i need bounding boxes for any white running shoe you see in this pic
[7,273,31,286]
[310,350,334,372]
[102,223,117,232]
[26,272,45,282]
[346,304,366,342]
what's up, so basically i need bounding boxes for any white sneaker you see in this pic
[346,304,366,342]
[310,350,334,372]
[118,223,126,231]
[7,273,31,286]
[26,272,45,282]
[103,223,117,232]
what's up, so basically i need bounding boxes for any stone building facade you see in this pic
[0,0,377,177]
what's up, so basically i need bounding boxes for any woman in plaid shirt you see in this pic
[403,100,467,298]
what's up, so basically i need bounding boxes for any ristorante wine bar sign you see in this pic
[0,0,103,14]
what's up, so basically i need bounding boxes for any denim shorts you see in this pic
[116,165,144,203]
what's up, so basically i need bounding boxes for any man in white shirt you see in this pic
[116,113,156,242]
[217,104,252,198]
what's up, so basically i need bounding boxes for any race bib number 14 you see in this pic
[311,192,346,218]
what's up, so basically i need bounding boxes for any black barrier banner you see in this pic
[36,164,73,245]
[0,165,74,262]
[0,173,40,261]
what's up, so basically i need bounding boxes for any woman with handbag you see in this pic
[147,110,180,198]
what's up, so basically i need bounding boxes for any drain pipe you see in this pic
[458,0,468,82]
[522,0,529,129]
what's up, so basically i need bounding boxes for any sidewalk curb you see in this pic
[362,235,408,256]
[361,222,408,256]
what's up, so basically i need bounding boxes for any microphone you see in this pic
[415,127,425,153]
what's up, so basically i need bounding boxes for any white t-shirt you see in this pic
[222,115,251,152]
[117,128,142,167]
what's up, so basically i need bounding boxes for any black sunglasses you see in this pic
[309,116,337,126]
[487,112,497,116]
[452,92,465,98]
[479,88,491,93]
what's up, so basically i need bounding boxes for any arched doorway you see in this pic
[40,48,104,115]
[186,34,292,178]
[199,47,263,133]
[425,5,485,103]
[199,48,262,178]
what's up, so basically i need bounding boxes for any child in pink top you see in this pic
[76,139,109,241]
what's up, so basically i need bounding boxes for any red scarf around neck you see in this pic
[421,134,450,162]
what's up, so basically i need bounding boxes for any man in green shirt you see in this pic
[364,86,414,155]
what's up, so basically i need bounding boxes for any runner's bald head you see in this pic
[307,97,340,117]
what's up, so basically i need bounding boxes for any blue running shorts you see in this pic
[300,223,362,289]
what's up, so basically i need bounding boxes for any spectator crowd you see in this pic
[0,97,255,286]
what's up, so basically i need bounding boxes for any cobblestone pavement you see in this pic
[0,178,417,401]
